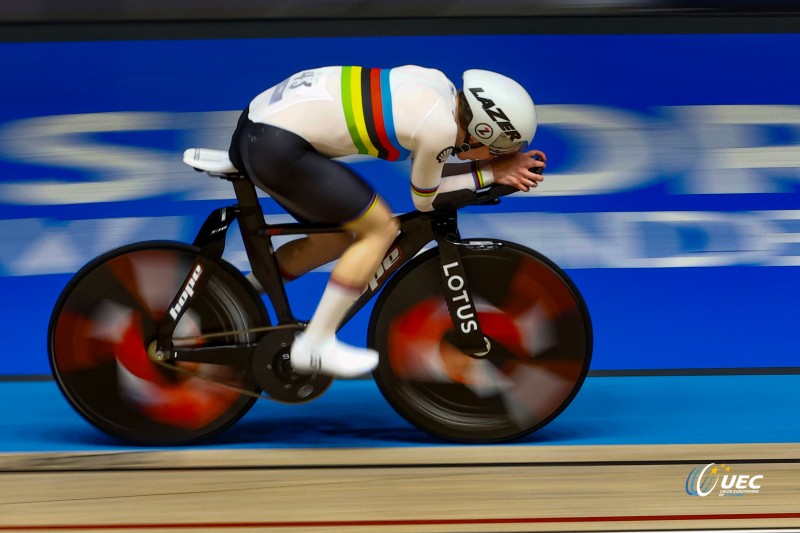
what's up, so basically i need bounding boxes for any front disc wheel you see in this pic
[369,240,592,443]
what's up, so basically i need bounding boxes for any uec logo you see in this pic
[686,463,764,497]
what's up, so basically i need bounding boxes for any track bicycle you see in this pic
[48,148,593,445]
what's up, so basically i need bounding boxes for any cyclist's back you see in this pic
[241,65,458,218]
[248,65,456,162]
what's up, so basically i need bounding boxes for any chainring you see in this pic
[251,329,333,403]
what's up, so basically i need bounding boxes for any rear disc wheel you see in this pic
[48,242,269,445]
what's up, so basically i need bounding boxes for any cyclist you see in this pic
[228,65,546,378]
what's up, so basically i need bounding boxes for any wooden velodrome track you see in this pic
[1,444,800,532]
[1,377,799,532]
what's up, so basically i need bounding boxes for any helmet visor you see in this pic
[489,136,528,156]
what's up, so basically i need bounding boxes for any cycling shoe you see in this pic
[290,333,378,378]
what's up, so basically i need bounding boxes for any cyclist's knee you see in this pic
[346,197,395,235]
[384,216,400,241]
[366,208,399,247]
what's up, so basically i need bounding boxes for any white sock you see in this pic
[303,279,362,344]
[290,279,378,377]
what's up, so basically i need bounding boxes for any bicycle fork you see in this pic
[431,212,495,357]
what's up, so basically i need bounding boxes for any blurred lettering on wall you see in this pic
[1,32,797,374]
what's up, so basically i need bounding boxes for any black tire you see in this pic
[369,240,592,443]
[48,241,269,445]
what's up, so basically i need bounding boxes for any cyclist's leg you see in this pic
[230,110,354,281]
[246,232,354,293]
[334,197,398,287]
[274,232,355,280]
[245,232,354,293]
[231,120,393,376]
[266,186,396,285]
[292,197,397,376]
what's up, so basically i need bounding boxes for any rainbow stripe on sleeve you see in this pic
[410,183,439,198]
[341,66,411,161]
[471,161,487,189]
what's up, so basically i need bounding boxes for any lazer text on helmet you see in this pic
[468,88,522,142]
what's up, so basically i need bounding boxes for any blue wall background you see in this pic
[1,33,799,375]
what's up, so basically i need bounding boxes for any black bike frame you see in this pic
[156,175,515,363]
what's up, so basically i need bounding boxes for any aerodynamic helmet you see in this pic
[460,70,537,155]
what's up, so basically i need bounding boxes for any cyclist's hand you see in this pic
[491,149,546,192]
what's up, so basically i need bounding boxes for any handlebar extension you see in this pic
[433,165,544,210]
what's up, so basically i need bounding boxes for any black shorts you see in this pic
[228,109,377,225]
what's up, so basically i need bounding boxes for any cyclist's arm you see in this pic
[407,99,458,212]
[409,155,498,211]
[439,161,495,193]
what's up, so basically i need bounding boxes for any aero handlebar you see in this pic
[438,166,544,210]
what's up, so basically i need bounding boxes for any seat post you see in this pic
[231,176,261,209]
[230,176,297,324]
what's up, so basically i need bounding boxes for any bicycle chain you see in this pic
[152,358,269,400]
[151,323,305,401]
[170,323,303,347]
